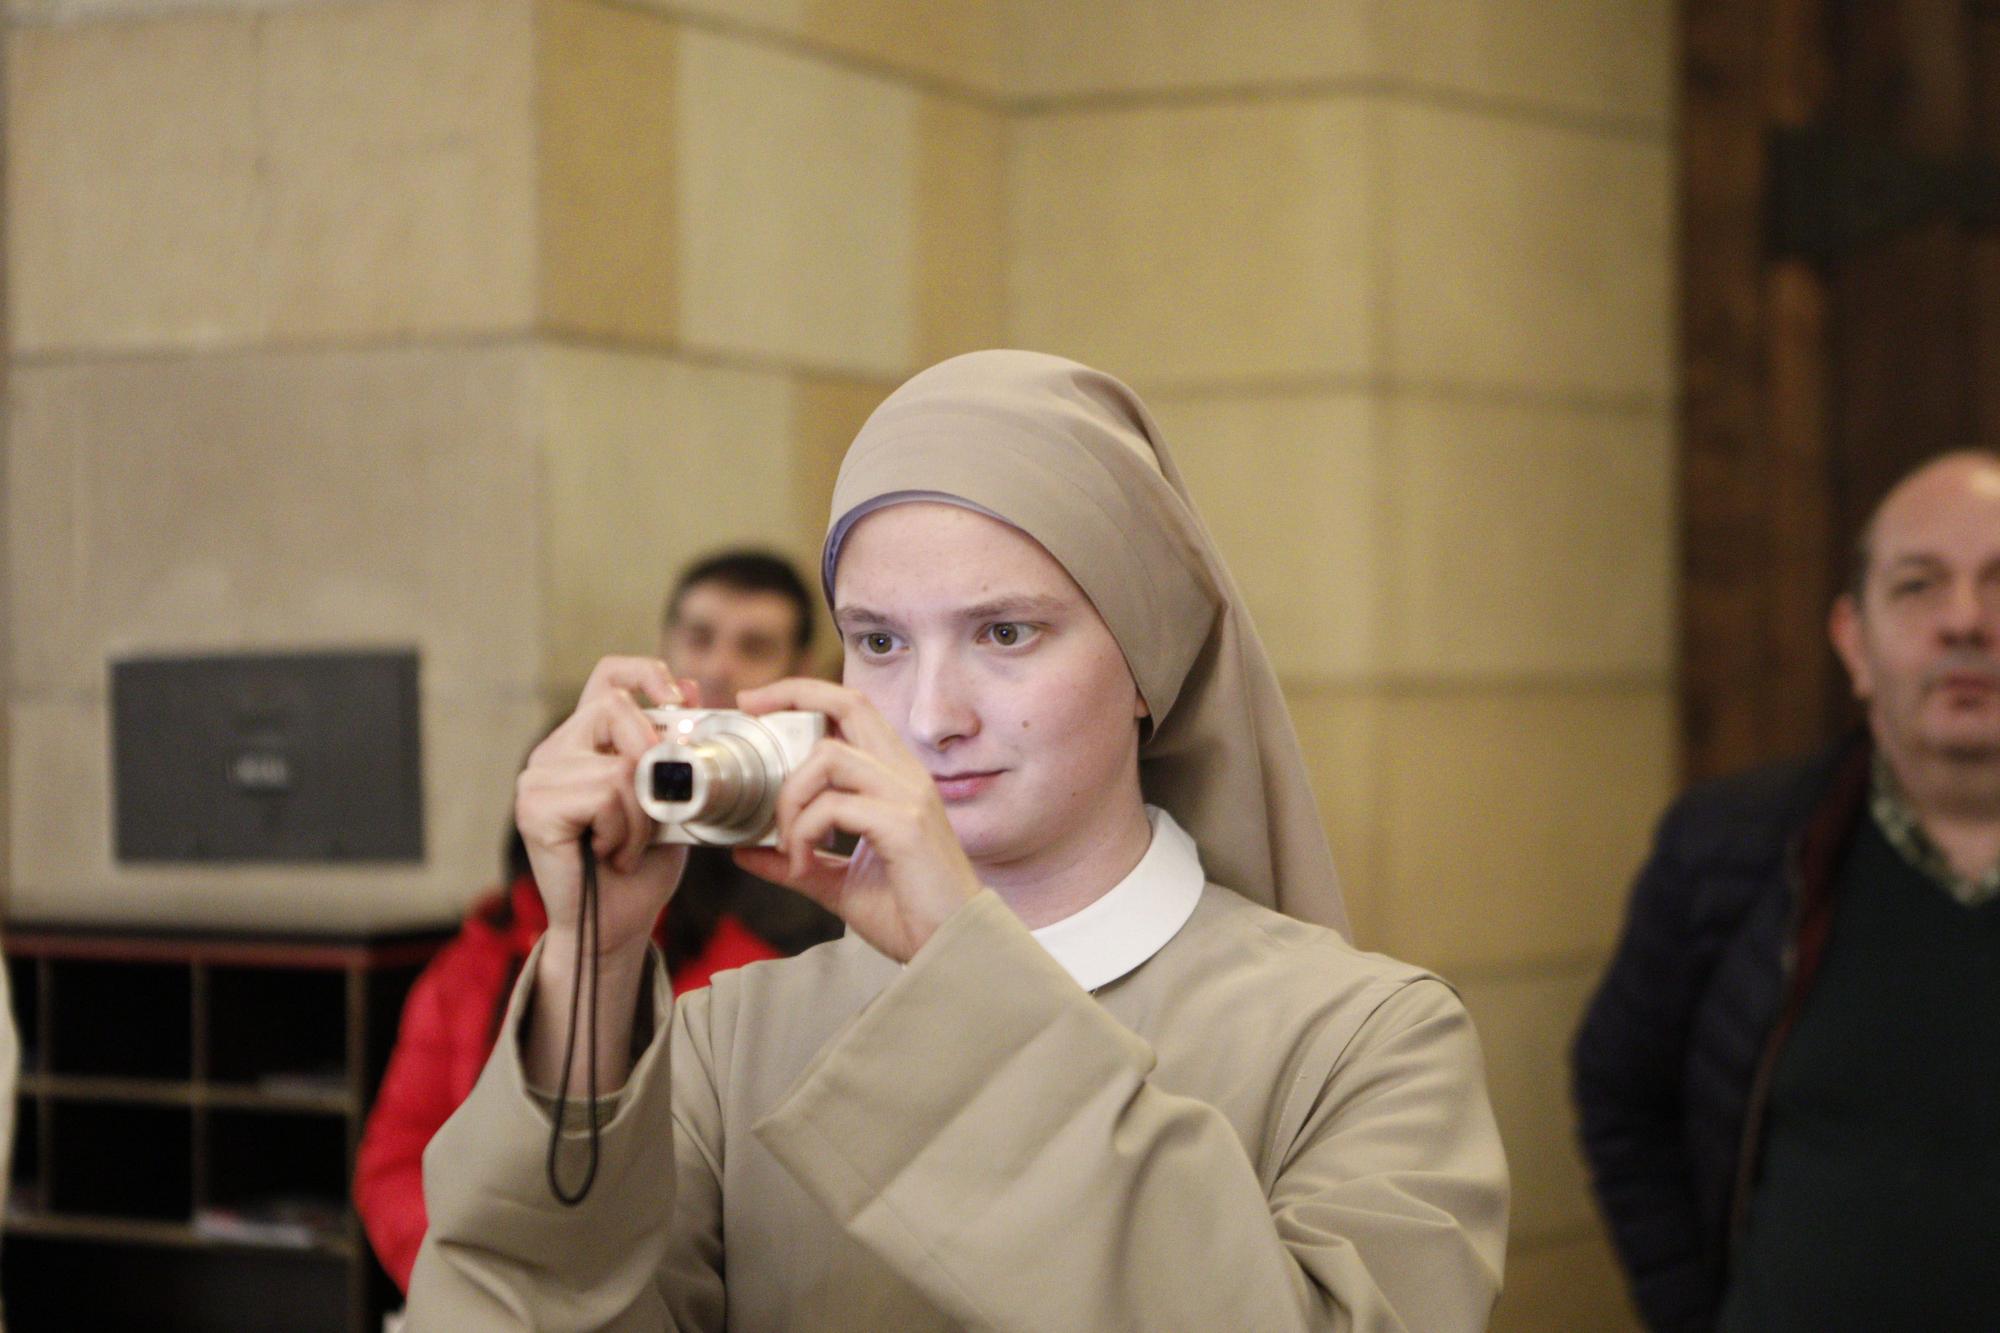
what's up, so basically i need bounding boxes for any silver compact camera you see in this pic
[636,707,827,847]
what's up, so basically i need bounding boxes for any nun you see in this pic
[408,351,1508,1330]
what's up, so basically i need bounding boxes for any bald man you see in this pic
[1574,451,2000,1332]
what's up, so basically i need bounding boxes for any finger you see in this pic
[733,845,796,892]
[580,656,686,712]
[586,788,633,867]
[734,845,852,911]
[576,689,669,760]
[516,752,628,845]
[739,677,902,754]
[785,790,888,882]
[519,752,652,875]
[541,663,680,763]
[773,740,897,848]
[786,847,855,911]
[612,755,655,874]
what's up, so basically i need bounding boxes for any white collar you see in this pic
[1030,807,1206,992]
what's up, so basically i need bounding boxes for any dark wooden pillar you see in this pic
[1679,0,2000,781]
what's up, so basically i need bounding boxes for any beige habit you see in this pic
[407,352,1508,1331]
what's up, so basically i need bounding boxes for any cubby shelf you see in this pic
[3,923,448,1333]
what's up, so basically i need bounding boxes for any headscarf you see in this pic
[821,350,1348,938]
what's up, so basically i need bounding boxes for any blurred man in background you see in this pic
[1574,452,2000,1331]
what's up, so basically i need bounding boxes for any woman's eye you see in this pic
[987,622,1030,647]
[859,632,896,655]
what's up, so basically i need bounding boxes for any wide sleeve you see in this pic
[353,950,472,1293]
[402,938,726,1332]
[1570,800,1717,1332]
[753,892,1507,1332]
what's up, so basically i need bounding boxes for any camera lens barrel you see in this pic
[675,735,766,826]
[637,708,821,846]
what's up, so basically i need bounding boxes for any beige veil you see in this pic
[821,350,1348,938]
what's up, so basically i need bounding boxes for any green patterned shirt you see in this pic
[1870,755,2000,907]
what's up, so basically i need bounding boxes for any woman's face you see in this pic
[832,501,1148,876]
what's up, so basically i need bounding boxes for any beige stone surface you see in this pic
[1003,0,1377,99]
[7,12,263,353]
[1152,391,1382,680]
[786,372,891,670]
[1381,0,1674,127]
[1008,99,1375,387]
[1373,685,1675,971]
[1382,103,1672,398]
[258,0,537,341]
[7,346,545,698]
[1455,961,1603,1243]
[800,0,1002,94]
[8,0,317,16]
[1382,398,1674,679]
[674,27,919,377]
[646,0,1002,94]
[535,346,798,694]
[1283,685,1383,950]
[915,95,1006,366]
[537,0,681,344]
[1490,1225,1643,1333]
[7,689,547,932]
[7,0,536,354]
[791,374,889,524]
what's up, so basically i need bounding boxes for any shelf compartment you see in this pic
[206,1107,349,1218]
[49,960,191,1079]
[206,966,348,1087]
[11,1094,40,1208]
[47,1101,192,1221]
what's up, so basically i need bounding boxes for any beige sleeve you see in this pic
[403,939,726,1333]
[753,892,1507,1333]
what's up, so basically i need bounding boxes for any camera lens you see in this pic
[653,761,695,804]
[637,724,780,843]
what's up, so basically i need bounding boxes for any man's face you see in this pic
[832,502,1148,874]
[661,581,807,706]
[1832,457,2000,765]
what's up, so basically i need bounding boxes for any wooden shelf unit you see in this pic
[4,923,448,1333]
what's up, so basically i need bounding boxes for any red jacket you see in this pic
[353,873,781,1292]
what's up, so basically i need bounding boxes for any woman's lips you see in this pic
[932,770,1001,801]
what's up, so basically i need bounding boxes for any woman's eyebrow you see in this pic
[958,594,1069,621]
[833,604,893,628]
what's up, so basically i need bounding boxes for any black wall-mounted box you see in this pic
[110,651,424,863]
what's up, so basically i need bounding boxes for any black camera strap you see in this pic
[545,841,602,1206]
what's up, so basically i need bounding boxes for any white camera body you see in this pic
[637,707,827,847]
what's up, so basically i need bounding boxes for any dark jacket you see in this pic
[1571,735,1872,1332]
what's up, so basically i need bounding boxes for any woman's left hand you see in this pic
[734,677,981,963]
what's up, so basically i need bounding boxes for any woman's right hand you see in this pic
[515,656,692,966]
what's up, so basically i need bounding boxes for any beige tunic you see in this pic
[407,887,1508,1331]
